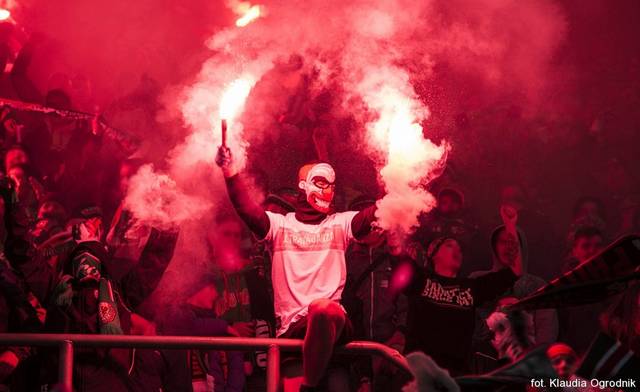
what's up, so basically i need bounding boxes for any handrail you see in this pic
[0,333,410,391]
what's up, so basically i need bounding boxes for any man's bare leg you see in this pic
[302,299,346,388]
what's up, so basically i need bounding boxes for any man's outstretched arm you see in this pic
[216,146,270,239]
[351,204,377,240]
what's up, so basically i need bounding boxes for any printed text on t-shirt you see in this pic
[274,226,345,252]
[421,278,474,307]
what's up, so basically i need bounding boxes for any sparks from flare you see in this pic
[0,9,10,21]
[234,3,262,27]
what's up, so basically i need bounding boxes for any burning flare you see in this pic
[235,5,261,27]
[218,76,255,149]
[219,77,255,120]
[0,0,16,20]
[227,0,263,27]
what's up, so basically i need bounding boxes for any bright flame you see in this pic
[235,4,262,27]
[219,77,254,120]
[363,74,448,237]
[0,9,10,21]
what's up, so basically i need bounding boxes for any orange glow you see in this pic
[235,4,261,27]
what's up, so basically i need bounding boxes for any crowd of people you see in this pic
[1,23,640,392]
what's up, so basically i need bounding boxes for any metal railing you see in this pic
[0,334,410,392]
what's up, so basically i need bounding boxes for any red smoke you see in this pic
[116,0,571,272]
[161,0,566,237]
[9,0,583,301]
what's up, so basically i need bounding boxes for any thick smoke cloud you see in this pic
[15,0,640,292]
[17,0,227,106]
[107,0,571,296]
[123,164,211,230]
[154,0,566,237]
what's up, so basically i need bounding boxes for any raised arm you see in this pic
[499,204,523,276]
[116,227,179,309]
[351,204,377,240]
[215,146,270,239]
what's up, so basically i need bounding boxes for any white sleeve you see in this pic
[264,211,285,243]
[342,211,360,244]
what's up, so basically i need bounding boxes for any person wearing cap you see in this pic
[546,343,599,391]
[216,146,378,391]
[391,222,521,376]
[547,343,579,380]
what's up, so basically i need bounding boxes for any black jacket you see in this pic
[41,230,179,392]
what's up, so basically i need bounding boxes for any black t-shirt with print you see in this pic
[403,264,516,376]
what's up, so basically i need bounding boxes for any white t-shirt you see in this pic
[264,210,359,336]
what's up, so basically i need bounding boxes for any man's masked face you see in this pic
[298,163,336,214]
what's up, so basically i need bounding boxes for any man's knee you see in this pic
[308,299,346,325]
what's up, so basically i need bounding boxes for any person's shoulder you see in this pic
[265,210,290,223]
[332,210,359,222]
[471,267,517,285]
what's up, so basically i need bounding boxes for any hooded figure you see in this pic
[470,223,558,371]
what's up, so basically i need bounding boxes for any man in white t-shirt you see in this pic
[216,146,377,391]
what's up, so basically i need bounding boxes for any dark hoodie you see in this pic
[469,225,558,368]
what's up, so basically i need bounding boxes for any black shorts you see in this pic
[280,314,354,344]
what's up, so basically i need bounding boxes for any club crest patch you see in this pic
[99,301,116,323]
